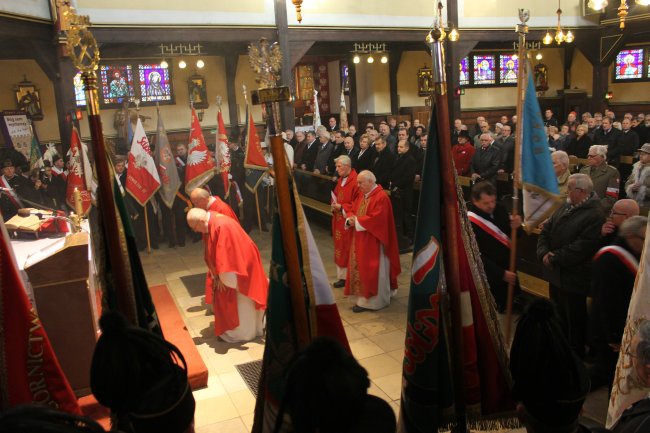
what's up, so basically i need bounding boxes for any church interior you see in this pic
[1,0,650,432]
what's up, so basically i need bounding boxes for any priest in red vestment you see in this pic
[344,170,401,312]
[190,187,241,307]
[187,208,268,342]
[331,155,359,288]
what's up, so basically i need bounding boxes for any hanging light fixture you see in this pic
[160,59,169,69]
[536,52,543,60]
[353,54,360,64]
[367,55,374,64]
[544,1,574,45]
[196,59,205,68]
[380,54,388,64]
[587,0,608,10]
[351,43,389,65]
[178,59,187,69]
[448,27,460,42]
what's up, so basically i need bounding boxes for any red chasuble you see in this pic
[332,169,359,267]
[205,197,240,305]
[204,211,268,336]
[345,186,401,299]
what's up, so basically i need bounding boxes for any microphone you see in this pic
[17,208,49,218]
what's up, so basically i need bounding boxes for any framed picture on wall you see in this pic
[418,67,433,96]
[188,75,208,109]
[14,78,43,121]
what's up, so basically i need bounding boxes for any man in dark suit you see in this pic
[371,136,395,189]
[390,141,416,251]
[299,131,319,172]
[342,136,359,167]
[471,133,502,185]
[327,131,346,175]
[313,131,333,174]
[0,159,38,220]
[327,116,338,132]
[594,117,623,167]
[496,124,515,173]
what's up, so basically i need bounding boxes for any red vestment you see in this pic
[452,143,475,176]
[332,169,359,267]
[205,196,240,304]
[345,186,401,299]
[204,211,268,336]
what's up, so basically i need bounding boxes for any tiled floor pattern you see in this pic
[140,223,608,432]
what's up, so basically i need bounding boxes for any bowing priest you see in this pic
[344,170,401,313]
[468,181,520,313]
[190,187,241,310]
[331,155,359,289]
[187,208,268,343]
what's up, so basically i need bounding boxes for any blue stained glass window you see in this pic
[473,55,495,85]
[615,49,644,80]
[73,72,86,107]
[138,64,172,103]
[499,54,519,84]
[99,65,135,105]
[459,57,469,86]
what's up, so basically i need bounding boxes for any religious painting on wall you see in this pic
[295,64,315,101]
[341,64,350,94]
[73,72,87,107]
[418,66,433,96]
[534,62,549,93]
[138,63,173,104]
[473,55,496,85]
[315,64,329,112]
[614,49,644,80]
[187,75,208,109]
[499,54,519,84]
[14,78,43,121]
[459,57,469,86]
[99,64,135,106]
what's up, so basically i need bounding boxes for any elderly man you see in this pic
[625,143,650,208]
[331,155,359,288]
[590,216,647,390]
[299,131,319,172]
[600,198,640,247]
[313,130,333,174]
[342,136,359,165]
[344,170,401,312]
[379,123,396,154]
[537,173,605,357]
[497,124,515,173]
[187,207,267,342]
[580,144,621,213]
[473,122,493,148]
[471,133,502,185]
[293,130,307,168]
[371,136,396,189]
[551,150,571,197]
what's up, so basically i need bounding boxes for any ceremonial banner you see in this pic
[216,108,232,197]
[607,219,650,429]
[255,186,349,431]
[399,102,454,432]
[339,89,348,132]
[312,89,321,129]
[243,106,267,192]
[154,108,181,208]
[0,218,81,414]
[65,127,92,215]
[399,103,516,432]
[126,118,161,206]
[518,61,561,232]
[184,107,216,193]
[29,132,43,171]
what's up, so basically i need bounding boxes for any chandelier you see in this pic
[588,0,650,29]
[543,0,574,45]
[351,43,389,64]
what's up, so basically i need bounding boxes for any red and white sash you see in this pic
[0,176,24,209]
[468,211,510,248]
[52,166,67,181]
[594,245,639,275]
[175,156,186,167]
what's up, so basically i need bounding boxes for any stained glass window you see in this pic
[499,54,519,84]
[99,65,135,105]
[73,72,86,107]
[459,57,469,86]
[473,55,495,85]
[137,64,172,103]
[614,49,644,80]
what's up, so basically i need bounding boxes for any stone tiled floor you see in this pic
[139,221,608,432]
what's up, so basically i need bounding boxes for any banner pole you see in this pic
[144,204,151,254]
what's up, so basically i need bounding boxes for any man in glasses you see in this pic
[591,216,647,391]
[537,174,605,358]
[601,199,640,246]
[580,144,621,214]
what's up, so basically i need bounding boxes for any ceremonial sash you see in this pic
[0,176,23,209]
[468,211,510,248]
[52,166,67,181]
[176,156,186,167]
[594,245,639,275]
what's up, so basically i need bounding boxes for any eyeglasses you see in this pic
[587,154,601,159]
[611,210,628,216]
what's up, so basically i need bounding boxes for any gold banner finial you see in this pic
[248,38,283,90]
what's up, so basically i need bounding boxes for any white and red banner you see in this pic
[216,109,231,197]
[126,118,161,206]
[185,107,216,194]
[65,127,92,215]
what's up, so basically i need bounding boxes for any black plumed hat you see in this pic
[90,311,195,433]
[509,299,590,429]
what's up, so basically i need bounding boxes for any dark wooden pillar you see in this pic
[225,52,240,138]
[348,62,359,128]
[274,0,295,130]
[447,40,477,122]
[389,49,403,115]
[563,45,575,89]
[592,64,609,114]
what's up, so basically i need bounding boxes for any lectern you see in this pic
[24,232,98,396]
